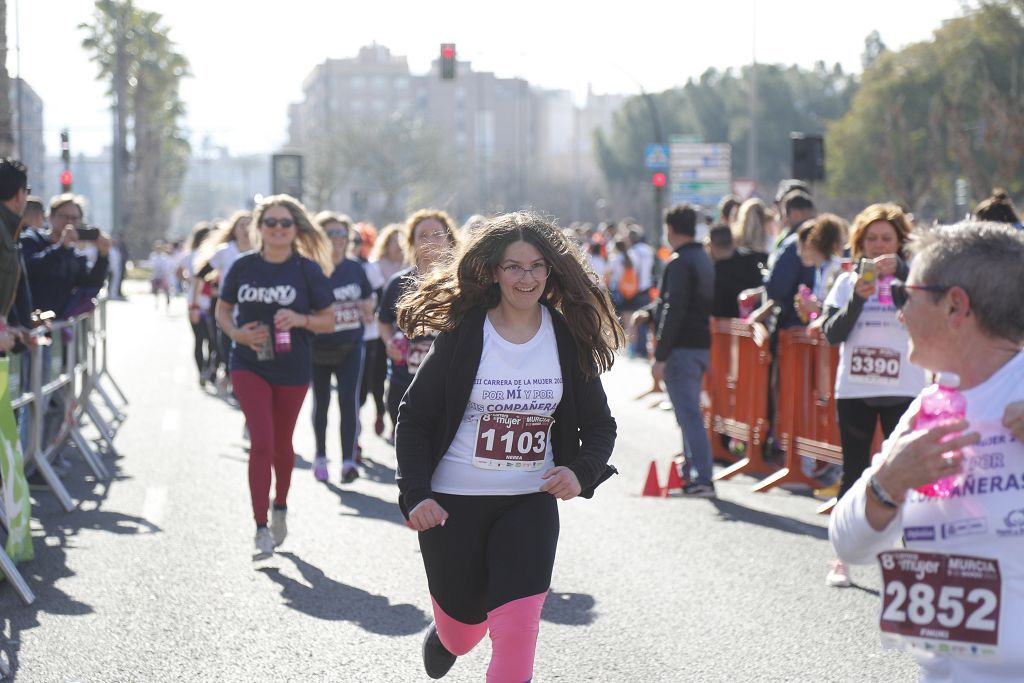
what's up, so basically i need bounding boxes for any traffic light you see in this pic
[651,172,667,189]
[60,170,73,192]
[440,43,456,80]
[60,129,72,191]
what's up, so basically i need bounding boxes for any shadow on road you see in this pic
[258,551,429,635]
[542,591,597,626]
[324,484,405,526]
[1,448,157,681]
[359,457,396,485]
[710,498,828,541]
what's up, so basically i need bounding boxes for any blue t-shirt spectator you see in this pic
[220,251,333,385]
[314,258,372,349]
[764,232,815,329]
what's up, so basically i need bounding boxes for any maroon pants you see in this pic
[231,369,308,526]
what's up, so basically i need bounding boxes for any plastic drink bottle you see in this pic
[877,274,894,306]
[738,291,757,320]
[797,284,819,323]
[914,372,967,498]
[274,325,292,354]
[392,331,408,367]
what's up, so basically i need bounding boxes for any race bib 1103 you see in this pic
[473,412,554,471]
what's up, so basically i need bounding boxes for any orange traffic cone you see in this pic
[665,460,685,494]
[642,461,662,497]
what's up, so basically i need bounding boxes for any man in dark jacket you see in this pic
[637,203,716,497]
[20,194,110,319]
[0,158,30,354]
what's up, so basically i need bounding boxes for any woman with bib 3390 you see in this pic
[820,203,927,587]
[216,195,336,559]
[310,212,374,484]
[396,213,624,682]
[378,210,460,444]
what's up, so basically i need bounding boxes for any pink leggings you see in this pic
[433,593,547,683]
[231,370,308,526]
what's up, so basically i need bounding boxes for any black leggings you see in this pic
[311,343,365,462]
[359,338,387,418]
[190,317,211,378]
[836,397,914,499]
[418,492,559,624]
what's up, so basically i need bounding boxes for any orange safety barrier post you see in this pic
[752,327,840,493]
[706,317,775,482]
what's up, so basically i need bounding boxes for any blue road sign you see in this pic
[644,144,670,170]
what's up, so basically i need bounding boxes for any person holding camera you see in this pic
[19,193,110,320]
[819,203,927,587]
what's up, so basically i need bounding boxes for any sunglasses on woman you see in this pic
[326,229,349,239]
[261,217,295,228]
[890,279,952,309]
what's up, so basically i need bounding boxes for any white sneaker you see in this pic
[254,527,274,558]
[270,508,287,547]
[825,559,851,588]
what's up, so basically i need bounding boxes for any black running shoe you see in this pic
[422,623,457,679]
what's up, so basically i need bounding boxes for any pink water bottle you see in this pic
[914,372,967,498]
[797,284,819,323]
[877,274,894,306]
[274,325,292,354]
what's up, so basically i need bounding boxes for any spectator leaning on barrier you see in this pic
[636,203,716,497]
[830,222,1024,681]
[821,203,927,588]
[19,194,110,320]
[793,213,848,323]
[7,195,43,348]
[765,191,817,330]
[707,223,767,319]
[0,158,30,354]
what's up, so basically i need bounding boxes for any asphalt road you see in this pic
[0,286,918,682]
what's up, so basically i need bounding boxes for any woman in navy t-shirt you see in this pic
[377,209,461,443]
[216,195,335,558]
[310,212,374,484]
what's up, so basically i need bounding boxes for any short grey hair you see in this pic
[910,221,1024,343]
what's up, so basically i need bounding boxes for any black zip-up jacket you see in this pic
[395,304,618,518]
[648,242,714,360]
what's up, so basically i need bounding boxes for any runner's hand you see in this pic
[234,321,268,352]
[273,308,305,331]
[1003,401,1024,442]
[408,499,449,531]
[876,419,981,501]
[540,466,582,500]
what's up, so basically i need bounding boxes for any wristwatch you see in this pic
[869,473,900,509]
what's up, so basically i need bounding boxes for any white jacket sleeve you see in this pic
[829,459,904,565]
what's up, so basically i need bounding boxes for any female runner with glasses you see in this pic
[309,212,374,484]
[216,195,336,558]
[819,203,927,587]
[377,210,460,444]
[395,212,624,681]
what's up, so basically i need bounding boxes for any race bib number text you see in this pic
[878,550,1001,661]
[333,302,362,332]
[850,346,901,385]
[473,412,554,471]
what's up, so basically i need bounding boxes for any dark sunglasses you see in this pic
[326,229,349,239]
[261,217,295,228]
[890,279,951,309]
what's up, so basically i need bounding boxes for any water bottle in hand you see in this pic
[915,372,967,498]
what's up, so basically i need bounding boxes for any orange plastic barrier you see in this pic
[752,327,840,492]
[702,318,775,482]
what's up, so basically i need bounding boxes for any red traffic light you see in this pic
[60,170,73,188]
[441,45,455,60]
[651,172,667,189]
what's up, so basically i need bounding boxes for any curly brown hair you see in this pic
[397,212,625,377]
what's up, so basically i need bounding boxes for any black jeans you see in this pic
[311,343,365,462]
[359,338,387,419]
[836,397,915,499]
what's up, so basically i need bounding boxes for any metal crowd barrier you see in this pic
[0,298,128,605]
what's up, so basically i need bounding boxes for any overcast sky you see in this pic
[10,0,968,158]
